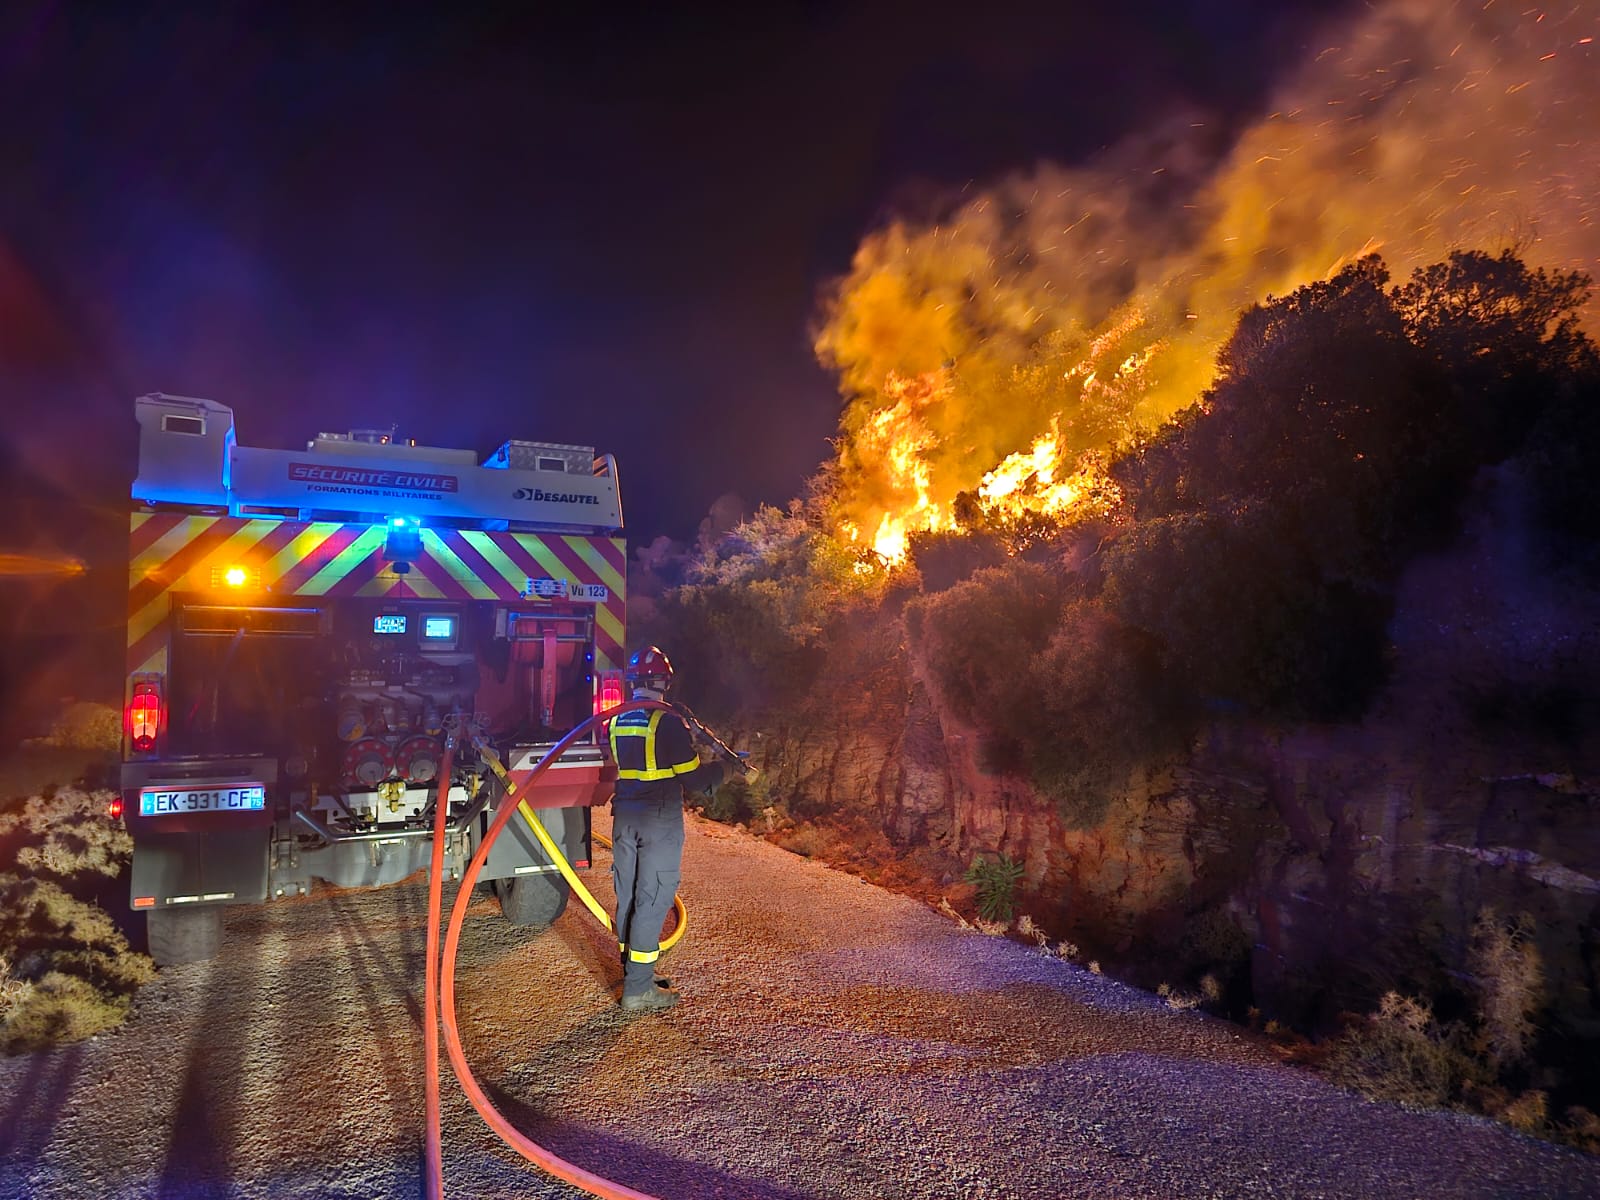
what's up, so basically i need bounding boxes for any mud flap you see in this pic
[131,829,269,906]
[476,802,592,883]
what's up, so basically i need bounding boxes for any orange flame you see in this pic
[818,0,1599,565]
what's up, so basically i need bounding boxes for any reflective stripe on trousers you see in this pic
[610,800,685,993]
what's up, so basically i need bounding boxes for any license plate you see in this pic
[139,784,267,816]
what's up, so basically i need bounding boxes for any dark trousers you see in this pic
[611,800,685,993]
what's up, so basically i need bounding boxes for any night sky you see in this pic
[1,0,1344,548]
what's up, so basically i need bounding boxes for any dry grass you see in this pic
[1326,992,1469,1109]
[1157,982,1202,1012]
[937,897,973,930]
[1468,908,1543,1071]
[1562,1106,1600,1154]
[1325,906,1562,1144]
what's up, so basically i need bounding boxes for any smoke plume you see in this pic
[815,0,1598,559]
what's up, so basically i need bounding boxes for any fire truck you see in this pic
[119,394,629,965]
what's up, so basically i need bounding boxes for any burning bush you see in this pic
[1104,254,1595,720]
[641,245,1600,1134]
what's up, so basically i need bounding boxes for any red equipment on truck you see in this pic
[119,394,629,965]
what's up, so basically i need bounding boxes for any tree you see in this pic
[1104,250,1597,720]
[904,559,1063,744]
[1394,250,1592,485]
[1102,506,1387,719]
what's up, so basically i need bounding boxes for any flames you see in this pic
[818,0,1599,564]
[977,423,1112,522]
[836,372,955,561]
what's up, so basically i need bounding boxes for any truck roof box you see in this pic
[131,394,622,533]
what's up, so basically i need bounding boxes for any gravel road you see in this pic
[2,808,1597,1200]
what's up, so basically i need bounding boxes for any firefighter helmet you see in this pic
[626,645,675,692]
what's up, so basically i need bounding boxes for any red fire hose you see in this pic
[423,702,675,1200]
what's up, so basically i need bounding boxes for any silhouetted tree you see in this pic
[1394,248,1591,454]
[1106,250,1595,719]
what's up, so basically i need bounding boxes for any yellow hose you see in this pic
[476,745,687,952]
[594,828,688,952]
[515,797,614,928]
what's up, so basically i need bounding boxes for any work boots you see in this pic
[619,984,680,1012]
[619,951,670,991]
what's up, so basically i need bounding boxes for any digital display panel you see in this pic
[421,614,457,642]
[373,614,407,635]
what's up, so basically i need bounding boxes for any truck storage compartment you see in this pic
[166,604,327,760]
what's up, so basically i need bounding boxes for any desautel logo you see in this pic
[513,488,600,505]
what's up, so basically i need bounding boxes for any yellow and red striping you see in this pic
[126,513,626,677]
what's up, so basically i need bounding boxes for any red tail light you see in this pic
[108,796,125,820]
[594,672,624,716]
[128,677,163,753]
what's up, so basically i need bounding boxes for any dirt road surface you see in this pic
[3,809,1597,1199]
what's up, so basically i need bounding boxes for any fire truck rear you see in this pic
[120,394,628,965]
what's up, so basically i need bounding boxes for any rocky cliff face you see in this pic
[745,466,1600,1065]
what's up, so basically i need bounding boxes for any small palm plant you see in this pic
[964,853,1025,923]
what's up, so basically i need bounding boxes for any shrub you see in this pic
[700,772,765,826]
[1326,911,1562,1137]
[0,788,154,1054]
[1102,507,1389,720]
[0,876,155,1053]
[1,968,135,1053]
[964,853,1025,924]
[30,702,122,753]
[1520,360,1600,573]
[1017,601,1189,821]
[1325,992,1478,1109]
[642,504,892,722]
[905,559,1063,731]
[0,788,133,884]
[1468,908,1543,1072]
[906,529,1006,593]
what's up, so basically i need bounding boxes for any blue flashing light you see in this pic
[384,515,424,563]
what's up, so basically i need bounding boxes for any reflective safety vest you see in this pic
[608,708,700,782]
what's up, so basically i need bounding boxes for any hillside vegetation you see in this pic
[635,250,1600,1143]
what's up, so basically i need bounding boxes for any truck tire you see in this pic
[147,906,223,966]
[493,873,569,927]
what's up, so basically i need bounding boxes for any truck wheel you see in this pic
[493,873,569,927]
[147,906,223,966]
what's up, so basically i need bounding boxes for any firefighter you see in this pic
[607,645,725,1011]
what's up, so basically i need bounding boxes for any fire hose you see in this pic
[422,700,754,1200]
